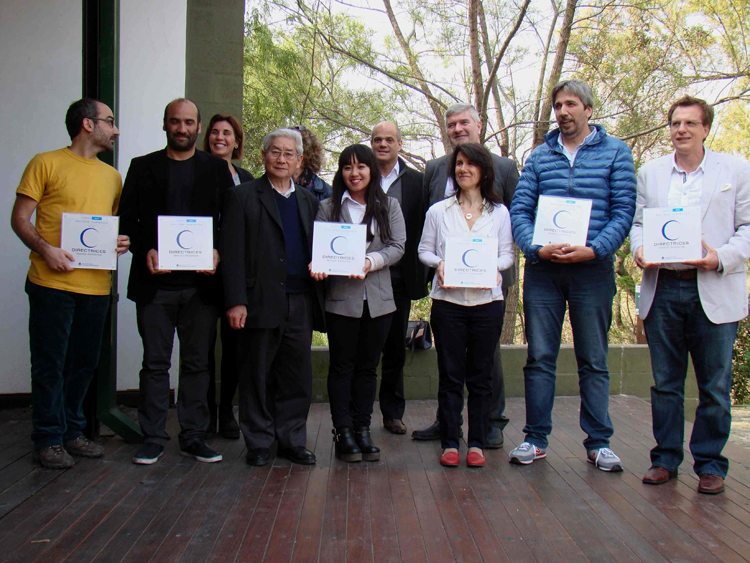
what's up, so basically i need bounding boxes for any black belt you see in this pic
[658,269,697,280]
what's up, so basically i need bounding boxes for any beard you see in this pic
[167,129,198,152]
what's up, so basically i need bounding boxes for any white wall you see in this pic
[0,0,188,394]
[117,0,187,392]
[0,0,82,394]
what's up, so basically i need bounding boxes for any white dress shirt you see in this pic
[418,196,514,306]
[381,160,400,194]
[557,126,597,166]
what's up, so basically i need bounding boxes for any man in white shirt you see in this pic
[370,121,428,434]
[630,95,750,494]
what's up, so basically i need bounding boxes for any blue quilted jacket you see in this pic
[510,125,636,263]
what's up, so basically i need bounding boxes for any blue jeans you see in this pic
[26,279,110,449]
[643,276,737,477]
[522,261,616,450]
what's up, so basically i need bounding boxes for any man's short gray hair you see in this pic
[370,121,402,142]
[263,128,304,156]
[551,80,595,109]
[444,103,480,127]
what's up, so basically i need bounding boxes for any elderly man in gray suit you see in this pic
[412,103,518,447]
[631,95,750,495]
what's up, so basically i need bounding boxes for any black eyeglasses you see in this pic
[89,116,116,127]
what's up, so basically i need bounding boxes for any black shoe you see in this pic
[383,418,407,435]
[412,419,440,440]
[181,438,222,463]
[218,404,240,439]
[133,443,164,465]
[246,447,271,466]
[333,427,362,462]
[277,445,316,465]
[485,426,504,449]
[354,427,380,461]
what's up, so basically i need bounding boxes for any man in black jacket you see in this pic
[370,121,428,434]
[221,128,325,467]
[120,98,233,465]
[413,103,519,448]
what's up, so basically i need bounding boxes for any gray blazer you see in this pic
[316,197,406,318]
[630,149,750,324]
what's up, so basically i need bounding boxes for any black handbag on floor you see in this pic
[405,319,432,350]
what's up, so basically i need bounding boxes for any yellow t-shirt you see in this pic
[16,148,123,295]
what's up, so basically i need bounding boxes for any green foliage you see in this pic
[732,315,750,404]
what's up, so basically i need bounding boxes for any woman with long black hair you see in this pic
[311,144,406,462]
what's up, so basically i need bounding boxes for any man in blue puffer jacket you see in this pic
[509,80,636,471]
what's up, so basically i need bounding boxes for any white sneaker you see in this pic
[509,442,546,465]
[587,448,623,472]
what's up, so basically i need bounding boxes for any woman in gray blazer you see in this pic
[311,144,406,462]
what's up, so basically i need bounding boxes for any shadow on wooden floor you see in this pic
[1,397,749,562]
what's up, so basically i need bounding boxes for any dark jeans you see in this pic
[26,279,110,449]
[237,292,313,450]
[522,261,616,450]
[327,307,393,429]
[432,299,505,450]
[644,276,737,477]
[136,287,217,448]
[208,314,239,411]
[379,280,410,421]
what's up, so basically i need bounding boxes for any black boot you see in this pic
[333,427,362,462]
[218,404,240,439]
[354,427,380,461]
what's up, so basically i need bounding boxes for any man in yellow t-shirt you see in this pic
[10,98,131,469]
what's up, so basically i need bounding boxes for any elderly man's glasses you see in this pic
[89,116,116,127]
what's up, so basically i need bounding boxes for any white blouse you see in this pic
[418,196,514,306]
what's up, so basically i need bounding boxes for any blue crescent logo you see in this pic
[553,210,570,229]
[330,236,348,255]
[176,230,194,249]
[661,220,680,241]
[80,227,99,248]
[462,249,479,268]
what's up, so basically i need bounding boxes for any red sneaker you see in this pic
[440,449,460,467]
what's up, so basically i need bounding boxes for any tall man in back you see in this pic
[510,80,636,470]
[370,121,428,434]
[631,96,750,494]
[120,98,233,465]
[11,98,130,469]
[412,103,518,448]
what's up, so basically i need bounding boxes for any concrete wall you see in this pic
[310,344,700,421]
[185,0,245,150]
[1,0,82,393]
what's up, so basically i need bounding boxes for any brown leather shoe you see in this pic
[383,418,407,435]
[642,466,677,485]
[698,474,725,495]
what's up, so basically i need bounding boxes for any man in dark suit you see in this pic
[221,128,325,467]
[370,121,428,434]
[120,98,233,466]
[413,103,519,448]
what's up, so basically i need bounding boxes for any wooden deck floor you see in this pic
[1,396,750,562]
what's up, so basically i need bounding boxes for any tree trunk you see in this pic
[478,1,509,156]
[469,0,485,117]
[500,246,521,344]
[532,0,578,148]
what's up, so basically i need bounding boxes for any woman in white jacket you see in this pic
[418,143,514,468]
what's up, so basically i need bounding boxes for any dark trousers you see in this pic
[237,292,313,450]
[644,276,737,477]
[379,280,410,421]
[432,299,505,450]
[136,287,217,448]
[208,315,239,411]
[26,279,109,449]
[327,307,393,428]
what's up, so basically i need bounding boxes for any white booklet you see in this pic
[532,195,593,247]
[443,236,499,288]
[311,222,367,276]
[643,206,701,263]
[157,216,214,270]
[60,213,119,270]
